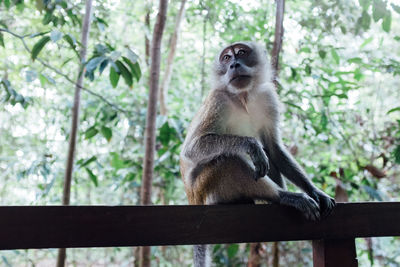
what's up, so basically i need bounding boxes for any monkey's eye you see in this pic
[222,55,231,61]
[237,49,246,56]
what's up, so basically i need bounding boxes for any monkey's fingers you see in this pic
[253,160,268,180]
[300,195,321,221]
[320,196,336,218]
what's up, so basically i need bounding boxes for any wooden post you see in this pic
[312,239,358,267]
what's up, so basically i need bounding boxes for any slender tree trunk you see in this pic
[159,0,187,116]
[144,0,152,66]
[271,1,285,265]
[56,1,93,267]
[271,0,285,83]
[200,5,208,97]
[250,1,285,267]
[139,1,168,267]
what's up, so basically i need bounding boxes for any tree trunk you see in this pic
[271,0,285,83]
[200,5,208,97]
[56,0,93,267]
[144,0,152,66]
[159,0,187,116]
[139,1,168,267]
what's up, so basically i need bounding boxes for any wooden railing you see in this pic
[1,202,399,266]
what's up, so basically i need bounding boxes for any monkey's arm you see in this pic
[270,142,335,216]
[184,134,269,180]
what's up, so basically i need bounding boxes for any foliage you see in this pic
[1,0,400,266]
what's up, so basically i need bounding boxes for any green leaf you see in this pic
[99,59,109,74]
[394,145,400,164]
[360,37,373,48]
[354,68,363,81]
[84,126,98,139]
[299,47,311,53]
[4,0,10,8]
[227,244,239,258]
[31,36,50,61]
[331,49,340,64]
[25,70,37,82]
[50,30,63,42]
[348,57,363,64]
[63,34,76,47]
[115,60,133,87]
[39,73,55,85]
[283,101,303,111]
[109,65,120,88]
[360,11,371,30]
[0,32,4,47]
[359,0,371,10]
[159,122,172,146]
[122,56,141,81]
[305,65,311,75]
[126,47,139,63]
[318,50,326,59]
[110,152,127,170]
[382,12,391,32]
[131,62,141,81]
[392,4,400,14]
[85,168,98,187]
[372,0,387,22]
[101,126,112,142]
[387,107,400,114]
[39,74,47,86]
[86,56,105,73]
[321,112,328,130]
[77,156,97,167]
[42,12,52,25]
[63,34,79,58]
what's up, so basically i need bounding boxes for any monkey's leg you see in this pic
[194,244,210,267]
[202,155,320,220]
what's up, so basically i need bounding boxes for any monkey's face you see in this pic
[216,43,259,90]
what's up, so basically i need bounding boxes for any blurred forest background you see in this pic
[1,0,400,266]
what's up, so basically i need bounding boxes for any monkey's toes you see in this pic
[301,195,321,221]
[321,197,336,218]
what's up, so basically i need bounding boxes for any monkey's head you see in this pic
[212,41,272,93]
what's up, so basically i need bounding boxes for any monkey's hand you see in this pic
[309,189,336,218]
[248,139,270,180]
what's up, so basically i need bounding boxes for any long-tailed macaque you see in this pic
[180,42,335,267]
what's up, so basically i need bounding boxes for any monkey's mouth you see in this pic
[230,75,251,83]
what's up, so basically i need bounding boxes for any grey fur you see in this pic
[180,42,335,267]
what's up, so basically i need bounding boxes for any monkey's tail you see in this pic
[194,244,210,267]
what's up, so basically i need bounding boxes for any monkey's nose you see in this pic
[230,62,241,69]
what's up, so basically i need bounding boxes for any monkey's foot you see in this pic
[309,189,336,218]
[278,191,320,221]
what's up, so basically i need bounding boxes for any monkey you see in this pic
[179,41,335,267]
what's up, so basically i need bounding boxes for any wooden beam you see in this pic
[313,239,358,267]
[0,202,399,250]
